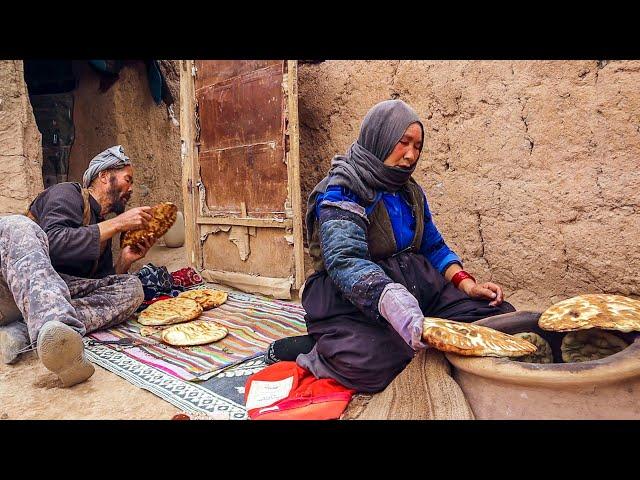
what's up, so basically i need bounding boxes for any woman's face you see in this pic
[383,122,423,169]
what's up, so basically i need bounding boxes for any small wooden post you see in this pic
[180,60,201,268]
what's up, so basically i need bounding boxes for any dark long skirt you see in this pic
[296,252,515,393]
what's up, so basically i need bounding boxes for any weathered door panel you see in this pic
[181,60,303,299]
[197,64,284,152]
[198,145,288,217]
[202,227,294,278]
[194,60,281,91]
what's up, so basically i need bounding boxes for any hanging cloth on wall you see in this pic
[88,60,168,105]
[88,60,124,75]
[145,60,163,105]
[88,60,125,92]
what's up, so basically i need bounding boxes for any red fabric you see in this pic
[244,361,355,420]
[171,267,203,288]
[144,295,172,305]
[451,270,475,288]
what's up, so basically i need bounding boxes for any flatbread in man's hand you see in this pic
[422,317,537,357]
[178,289,228,310]
[120,202,178,249]
[161,320,228,346]
[538,294,640,333]
[561,329,629,363]
[138,298,203,326]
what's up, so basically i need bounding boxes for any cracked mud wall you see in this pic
[298,60,640,310]
[67,61,183,213]
[0,61,43,214]
[0,60,182,216]
[66,61,182,260]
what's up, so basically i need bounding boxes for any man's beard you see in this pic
[107,179,129,215]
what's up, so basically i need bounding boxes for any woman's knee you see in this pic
[317,343,413,393]
[342,356,412,393]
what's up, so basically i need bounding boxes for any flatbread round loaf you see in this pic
[422,317,537,357]
[512,332,554,364]
[138,298,203,326]
[178,289,228,310]
[538,294,640,333]
[561,329,629,363]
[161,320,228,346]
[120,202,178,249]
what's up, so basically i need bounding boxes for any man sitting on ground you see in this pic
[0,145,155,387]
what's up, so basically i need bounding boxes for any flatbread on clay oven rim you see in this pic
[538,294,640,333]
[422,317,537,357]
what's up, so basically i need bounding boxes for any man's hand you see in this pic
[115,206,153,232]
[460,279,504,307]
[115,237,155,274]
[98,206,153,244]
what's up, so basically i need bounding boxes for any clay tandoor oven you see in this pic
[445,311,640,419]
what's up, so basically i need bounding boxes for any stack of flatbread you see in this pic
[121,202,178,249]
[137,288,230,347]
[422,317,537,357]
[138,297,203,326]
[178,289,228,310]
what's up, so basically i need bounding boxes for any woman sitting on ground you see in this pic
[265,99,515,393]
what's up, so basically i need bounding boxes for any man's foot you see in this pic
[0,321,30,364]
[264,335,316,365]
[37,321,94,387]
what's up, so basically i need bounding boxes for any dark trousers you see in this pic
[297,252,515,393]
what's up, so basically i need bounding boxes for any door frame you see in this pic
[180,60,304,298]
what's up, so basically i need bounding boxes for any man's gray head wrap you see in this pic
[82,145,132,188]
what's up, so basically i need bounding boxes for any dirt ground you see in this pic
[0,244,195,420]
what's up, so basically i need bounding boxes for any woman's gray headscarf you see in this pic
[305,99,424,243]
[82,145,131,188]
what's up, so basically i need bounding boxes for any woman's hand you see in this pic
[460,279,504,307]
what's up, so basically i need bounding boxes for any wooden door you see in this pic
[180,60,303,299]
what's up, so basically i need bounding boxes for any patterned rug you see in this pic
[84,287,308,419]
[84,341,266,419]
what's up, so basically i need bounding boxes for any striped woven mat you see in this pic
[86,288,307,382]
